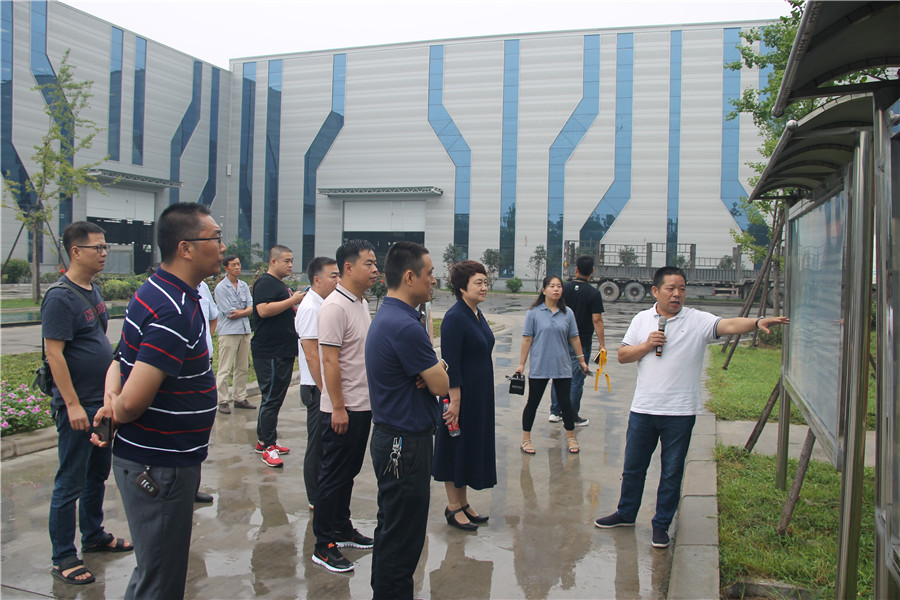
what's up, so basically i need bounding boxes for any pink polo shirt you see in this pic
[317,283,371,412]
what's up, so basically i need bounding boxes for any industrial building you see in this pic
[3,0,771,280]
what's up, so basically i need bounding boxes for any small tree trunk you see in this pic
[31,222,41,303]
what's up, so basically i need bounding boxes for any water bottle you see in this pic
[441,396,461,437]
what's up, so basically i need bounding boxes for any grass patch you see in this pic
[705,345,876,430]
[717,445,875,598]
[0,298,41,309]
[0,351,44,388]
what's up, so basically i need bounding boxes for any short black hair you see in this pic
[222,254,239,268]
[307,256,338,281]
[653,266,687,288]
[62,221,105,257]
[384,241,429,289]
[449,260,487,300]
[335,239,375,276]
[269,245,292,261]
[575,254,594,277]
[157,203,211,263]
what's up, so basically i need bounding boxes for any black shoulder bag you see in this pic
[34,281,101,395]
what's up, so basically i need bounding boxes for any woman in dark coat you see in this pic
[433,260,496,531]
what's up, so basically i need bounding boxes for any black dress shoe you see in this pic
[445,507,477,531]
[461,504,489,523]
[195,492,214,503]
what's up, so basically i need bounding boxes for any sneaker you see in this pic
[594,513,635,528]
[261,446,283,468]
[651,526,670,548]
[312,543,354,573]
[574,417,590,427]
[256,441,290,454]
[548,414,563,423]
[218,402,231,414]
[334,528,374,549]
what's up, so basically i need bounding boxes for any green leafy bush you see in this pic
[506,276,523,293]
[41,271,61,283]
[2,259,30,283]
[619,246,638,267]
[1,380,53,436]
[99,278,133,300]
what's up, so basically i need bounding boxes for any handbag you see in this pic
[506,373,526,395]
[33,281,101,395]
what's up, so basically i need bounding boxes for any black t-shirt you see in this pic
[563,278,604,350]
[250,273,299,358]
[41,276,113,409]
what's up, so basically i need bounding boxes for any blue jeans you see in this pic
[550,344,589,418]
[254,355,295,446]
[49,403,111,565]
[370,425,433,600]
[616,411,695,530]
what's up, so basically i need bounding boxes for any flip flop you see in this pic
[51,557,95,585]
[82,534,133,554]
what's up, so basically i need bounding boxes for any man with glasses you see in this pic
[252,245,306,467]
[94,202,224,599]
[44,222,132,585]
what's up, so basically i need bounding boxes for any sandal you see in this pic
[82,534,133,554]
[51,556,95,585]
[520,439,535,455]
[567,438,580,454]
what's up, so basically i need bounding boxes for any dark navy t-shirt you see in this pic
[563,278,604,350]
[250,273,299,359]
[366,297,441,432]
[40,276,113,409]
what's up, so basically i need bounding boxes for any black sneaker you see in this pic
[651,526,670,548]
[334,528,374,549]
[594,512,635,528]
[312,543,354,572]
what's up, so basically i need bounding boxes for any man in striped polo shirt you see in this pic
[94,202,223,599]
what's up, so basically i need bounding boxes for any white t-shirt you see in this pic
[621,304,721,416]
[197,281,219,364]
[294,290,325,386]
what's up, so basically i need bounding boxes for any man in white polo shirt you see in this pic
[311,240,379,573]
[594,266,788,549]
[294,256,341,511]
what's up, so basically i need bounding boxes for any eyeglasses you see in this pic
[184,235,223,243]
[75,244,109,253]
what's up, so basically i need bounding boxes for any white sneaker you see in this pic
[548,414,563,423]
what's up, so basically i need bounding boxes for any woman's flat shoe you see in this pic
[461,504,489,523]
[445,506,478,531]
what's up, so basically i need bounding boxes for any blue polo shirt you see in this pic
[366,296,441,433]
[522,303,579,379]
[113,268,217,467]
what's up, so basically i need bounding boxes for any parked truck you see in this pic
[564,241,762,303]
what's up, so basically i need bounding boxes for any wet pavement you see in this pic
[1,291,744,599]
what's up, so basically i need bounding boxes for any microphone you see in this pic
[656,316,667,357]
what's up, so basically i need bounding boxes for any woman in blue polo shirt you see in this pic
[515,275,590,454]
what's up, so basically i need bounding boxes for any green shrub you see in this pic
[41,271,61,283]
[1,380,53,436]
[99,278,133,300]
[506,276,523,293]
[757,323,783,347]
[619,246,638,267]
[2,259,30,283]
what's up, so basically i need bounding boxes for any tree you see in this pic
[619,245,638,267]
[1,50,105,302]
[481,248,501,291]
[225,237,264,270]
[528,244,547,291]
[442,243,464,277]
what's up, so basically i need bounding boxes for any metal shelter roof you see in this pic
[749,94,873,201]
[773,1,900,118]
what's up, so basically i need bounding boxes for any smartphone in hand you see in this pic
[91,417,112,443]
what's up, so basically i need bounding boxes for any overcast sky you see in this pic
[62,0,793,69]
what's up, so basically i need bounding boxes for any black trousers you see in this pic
[300,385,323,507]
[522,377,575,431]
[370,425,434,600]
[312,409,371,548]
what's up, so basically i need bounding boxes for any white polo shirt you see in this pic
[621,304,721,416]
[294,289,325,386]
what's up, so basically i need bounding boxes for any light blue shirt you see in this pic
[214,276,252,336]
[522,304,579,379]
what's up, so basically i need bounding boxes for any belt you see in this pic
[374,423,437,437]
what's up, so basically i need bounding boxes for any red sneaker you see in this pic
[261,446,284,468]
[255,441,290,454]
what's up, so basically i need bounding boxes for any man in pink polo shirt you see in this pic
[311,240,379,573]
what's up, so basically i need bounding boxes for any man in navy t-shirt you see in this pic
[94,202,224,599]
[365,241,449,599]
[44,221,130,586]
